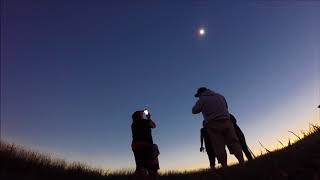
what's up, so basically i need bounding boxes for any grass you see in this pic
[1,124,320,180]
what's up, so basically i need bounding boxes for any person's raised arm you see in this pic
[192,99,203,114]
[149,119,156,128]
[146,112,156,128]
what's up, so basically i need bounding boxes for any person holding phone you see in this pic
[131,110,159,180]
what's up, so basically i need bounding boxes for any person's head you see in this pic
[132,111,143,121]
[194,87,207,98]
[132,110,149,121]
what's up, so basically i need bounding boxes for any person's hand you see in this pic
[149,120,156,128]
[146,113,151,119]
[200,147,205,152]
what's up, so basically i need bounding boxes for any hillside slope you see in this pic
[1,126,319,180]
[161,125,320,180]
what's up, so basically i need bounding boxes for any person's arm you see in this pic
[149,119,156,128]
[192,99,203,114]
[146,112,156,128]
[200,128,204,152]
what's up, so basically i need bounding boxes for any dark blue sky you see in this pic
[2,0,320,170]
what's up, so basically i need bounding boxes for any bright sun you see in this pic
[199,28,205,36]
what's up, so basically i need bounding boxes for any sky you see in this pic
[1,0,320,171]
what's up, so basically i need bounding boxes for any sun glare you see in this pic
[198,28,205,36]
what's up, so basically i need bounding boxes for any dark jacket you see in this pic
[131,119,154,144]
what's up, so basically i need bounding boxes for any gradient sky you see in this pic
[1,0,320,171]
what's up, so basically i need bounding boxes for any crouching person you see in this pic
[131,110,160,180]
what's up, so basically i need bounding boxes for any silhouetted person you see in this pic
[230,114,253,161]
[131,110,159,180]
[200,121,216,168]
[200,114,253,168]
[192,87,244,168]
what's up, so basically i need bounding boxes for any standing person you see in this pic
[200,120,216,169]
[131,110,160,180]
[229,114,254,160]
[200,114,254,169]
[192,87,244,168]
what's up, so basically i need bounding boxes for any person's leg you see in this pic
[233,147,245,165]
[148,169,158,180]
[204,136,216,169]
[134,168,148,180]
[239,136,253,161]
[208,155,216,169]
[147,150,159,180]
[206,149,216,169]
[206,124,228,168]
[234,126,253,161]
[238,135,253,160]
[224,120,244,165]
[133,149,149,180]
[217,151,227,168]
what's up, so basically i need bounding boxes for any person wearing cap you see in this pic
[192,87,244,168]
[131,110,159,180]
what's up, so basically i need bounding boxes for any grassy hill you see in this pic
[1,125,319,180]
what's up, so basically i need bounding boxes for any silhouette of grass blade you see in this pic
[288,131,301,140]
[259,141,271,153]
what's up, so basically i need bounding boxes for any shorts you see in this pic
[206,119,242,157]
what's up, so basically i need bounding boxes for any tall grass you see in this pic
[1,124,319,180]
[0,142,118,179]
